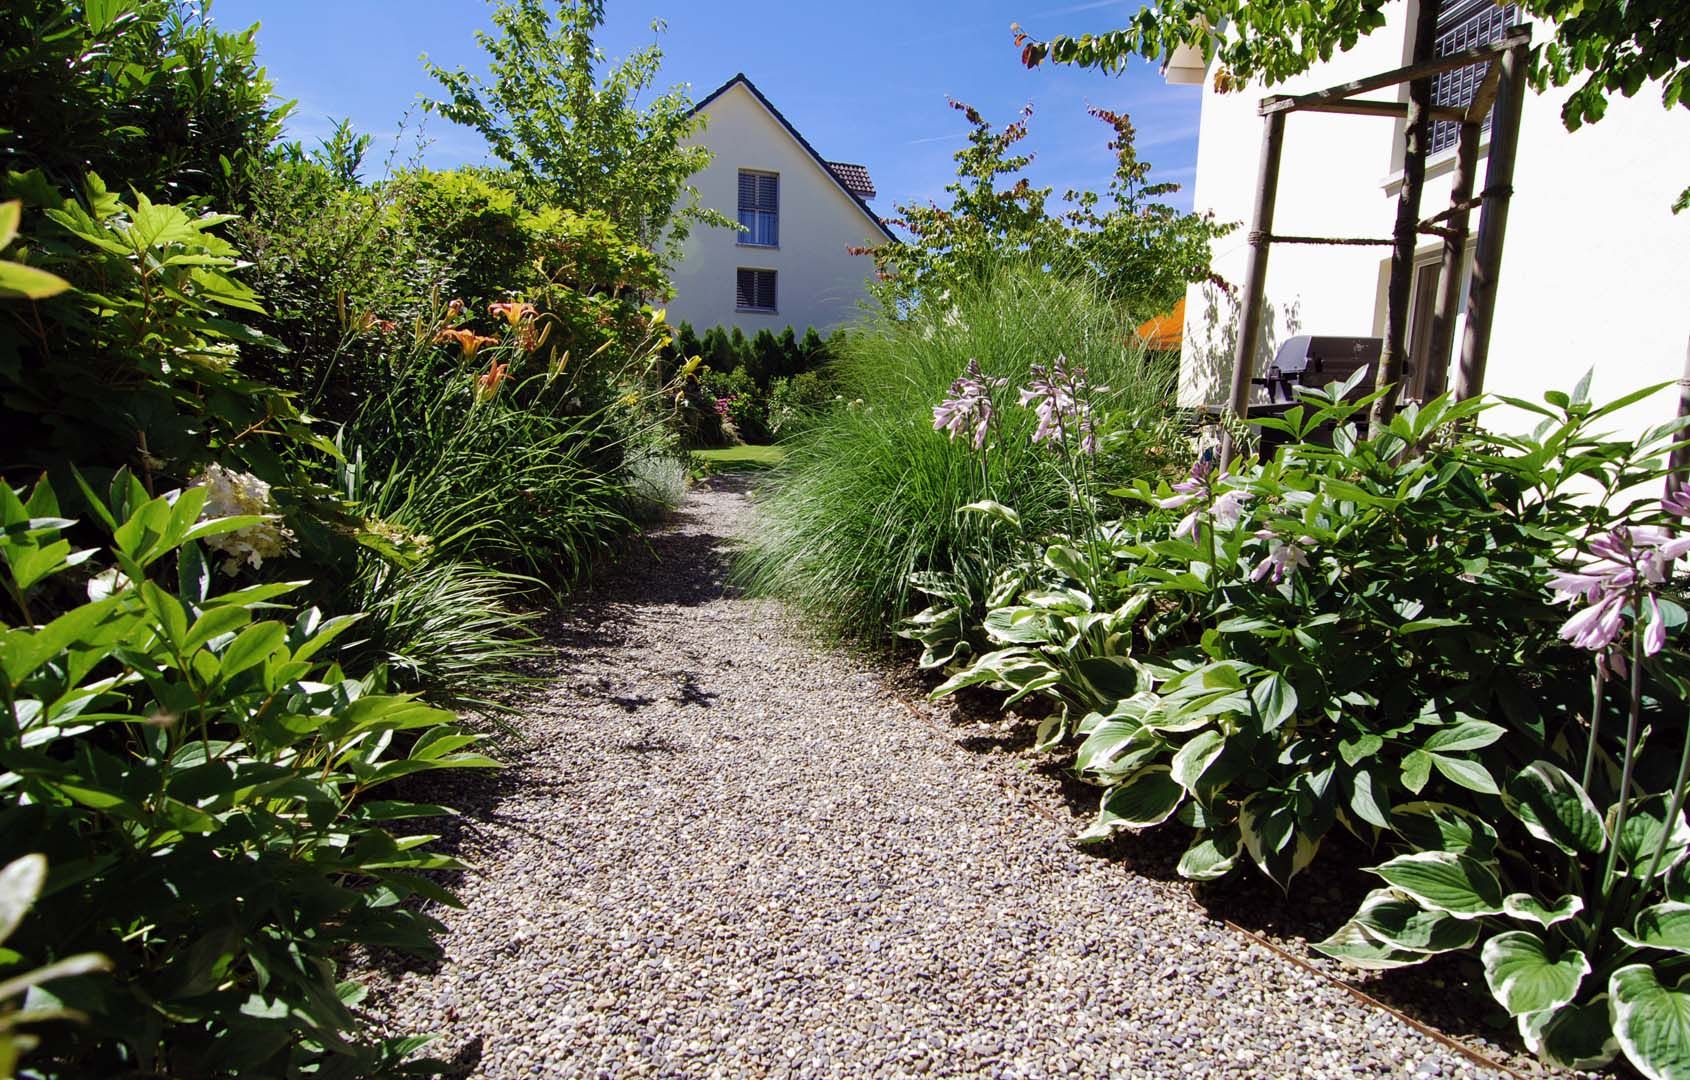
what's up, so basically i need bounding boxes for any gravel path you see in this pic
[373,477,1510,1079]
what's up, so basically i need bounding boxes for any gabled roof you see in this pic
[825,162,876,201]
[690,73,897,243]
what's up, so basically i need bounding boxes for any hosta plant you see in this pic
[0,472,496,1076]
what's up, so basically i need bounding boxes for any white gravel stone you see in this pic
[361,477,1525,1079]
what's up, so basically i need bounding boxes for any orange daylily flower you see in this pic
[446,299,466,318]
[436,328,499,358]
[475,358,510,400]
[488,301,539,326]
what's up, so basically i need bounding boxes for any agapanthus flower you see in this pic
[1251,533,1312,585]
[933,359,1008,451]
[1548,525,1690,655]
[194,464,295,575]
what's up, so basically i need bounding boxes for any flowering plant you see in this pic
[931,371,1690,1074]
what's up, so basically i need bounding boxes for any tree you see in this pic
[422,0,733,260]
[1014,0,1690,212]
[857,100,1227,319]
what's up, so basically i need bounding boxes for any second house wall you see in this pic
[1179,6,1690,436]
[668,83,884,336]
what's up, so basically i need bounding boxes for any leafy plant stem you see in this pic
[1600,612,1646,895]
[1582,656,1608,790]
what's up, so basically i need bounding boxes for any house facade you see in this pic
[1171,1,1690,434]
[667,74,895,334]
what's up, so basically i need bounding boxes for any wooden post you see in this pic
[1422,119,1480,400]
[1220,108,1286,470]
[1453,39,1529,400]
[1370,0,1442,435]
[1670,337,1690,493]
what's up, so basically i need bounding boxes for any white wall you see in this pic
[668,82,886,335]
[1178,7,1690,437]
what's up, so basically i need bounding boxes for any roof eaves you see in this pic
[687,73,897,245]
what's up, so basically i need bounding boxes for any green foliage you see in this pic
[737,263,1182,643]
[0,0,289,207]
[929,370,1690,1073]
[0,854,111,1078]
[766,370,838,438]
[0,174,321,487]
[860,101,1227,314]
[0,475,496,1074]
[421,0,732,256]
[1015,0,1688,209]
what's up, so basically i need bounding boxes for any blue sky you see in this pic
[215,0,1200,216]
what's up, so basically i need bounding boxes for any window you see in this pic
[1403,247,1473,398]
[736,268,777,312]
[1429,0,1520,154]
[737,170,779,247]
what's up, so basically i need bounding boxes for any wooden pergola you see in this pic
[1220,24,1533,465]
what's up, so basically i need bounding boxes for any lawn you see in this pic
[692,444,787,472]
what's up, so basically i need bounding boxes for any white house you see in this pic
[1171,0,1690,434]
[666,73,896,335]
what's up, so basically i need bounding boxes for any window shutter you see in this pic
[735,269,776,311]
[736,268,756,309]
[759,270,776,310]
[738,171,758,212]
[756,174,778,212]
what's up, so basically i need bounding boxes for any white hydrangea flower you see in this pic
[194,464,295,575]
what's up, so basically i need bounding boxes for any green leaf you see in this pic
[1347,766,1392,829]
[1614,797,1690,880]
[1239,791,1319,887]
[1505,760,1606,855]
[1422,718,1505,752]
[0,201,18,249]
[1338,733,1382,767]
[1078,766,1184,841]
[1400,749,1432,794]
[1483,931,1589,1017]
[1503,892,1584,929]
[957,500,1020,529]
[1170,729,1225,791]
[1176,826,1240,881]
[1429,752,1499,795]
[1249,674,1296,730]
[0,261,72,301]
[0,855,46,944]
[1350,888,1480,954]
[1610,964,1690,1080]
[1313,919,1431,970]
[1391,801,1496,856]
[1369,851,1504,918]
[1616,903,1690,954]
[217,622,287,683]
[1519,995,1618,1071]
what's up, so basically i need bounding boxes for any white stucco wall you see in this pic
[1177,6,1690,437]
[667,82,887,335]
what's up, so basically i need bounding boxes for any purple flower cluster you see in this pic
[1251,531,1313,584]
[1549,524,1690,656]
[1158,460,1253,540]
[932,359,1008,451]
[1020,355,1104,456]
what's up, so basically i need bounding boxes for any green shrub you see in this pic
[0,473,496,1075]
[931,373,1690,1075]
[766,370,837,438]
[737,263,1180,642]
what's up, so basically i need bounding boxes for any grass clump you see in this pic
[737,264,1179,642]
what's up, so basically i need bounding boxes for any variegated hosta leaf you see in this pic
[1350,888,1480,954]
[1504,760,1606,855]
[1075,766,1184,844]
[1170,729,1225,792]
[1518,995,1619,1071]
[1609,964,1690,1080]
[1313,919,1431,971]
[1367,851,1505,918]
[981,606,1056,644]
[1502,892,1584,930]
[1177,825,1240,881]
[1482,931,1590,1017]
[1616,903,1690,954]
[1239,793,1319,888]
[1391,801,1497,857]
[1612,797,1690,881]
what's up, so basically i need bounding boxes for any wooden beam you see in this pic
[1423,119,1480,401]
[1454,38,1530,400]
[1464,53,1505,124]
[1221,109,1287,469]
[1293,98,1468,123]
[1260,25,1530,117]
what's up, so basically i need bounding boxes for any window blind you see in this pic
[736,268,776,311]
[737,171,779,246]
